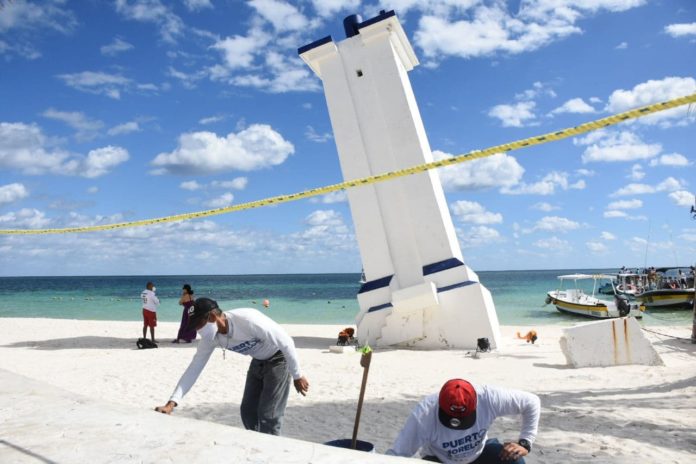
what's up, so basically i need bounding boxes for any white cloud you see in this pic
[615,41,628,49]
[204,192,234,208]
[602,210,647,220]
[649,153,690,167]
[550,98,596,115]
[41,108,104,141]
[607,199,642,210]
[457,225,503,248]
[0,0,77,33]
[180,180,202,191]
[100,37,134,56]
[0,183,28,206]
[533,236,569,250]
[606,77,696,127]
[664,22,696,38]
[668,190,695,207]
[199,115,226,125]
[249,0,309,32]
[433,151,525,191]
[212,28,270,70]
[488,101,536,127]
[211,177,248,190]
[575,168,595,177]
[305,125,333,143]
[114,0,184,43]
[0,0,77,60]
[56,71,133,99]
[183,0,213,11]
[310,0,361,18]
[679,229,696,242]
[310,190,348,204]
[108,121,141,136]
[611,177,684,196]
[526,216,581,233]
[78,146,130,178]
[412,1,646,65]
[0,208,51,229]
[514,81,557,101]
[586,241,608,253]
[87,186,99,194]
[531,202,559,212]
[0,122,126,177]
[450,200,503,225]
[628,164,645,181]
[501,171,585,195]
[151,124,294,175]
[600,231,617,240]
[579,130,661,163]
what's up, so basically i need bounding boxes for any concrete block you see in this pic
[560,317,663,367]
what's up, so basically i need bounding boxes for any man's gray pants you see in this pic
[240,351,291,435]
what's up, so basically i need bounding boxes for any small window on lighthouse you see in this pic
[356,69,363,77]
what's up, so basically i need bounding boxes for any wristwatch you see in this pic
[518,439,532,453]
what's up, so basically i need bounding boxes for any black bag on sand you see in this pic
[137,338,158,349]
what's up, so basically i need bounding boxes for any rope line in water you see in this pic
[2,92,695,235]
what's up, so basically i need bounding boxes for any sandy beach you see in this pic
[1,318,695,463]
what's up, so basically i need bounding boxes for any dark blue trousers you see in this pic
[423,438,527,464]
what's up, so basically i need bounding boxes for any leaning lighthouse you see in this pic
[299,11,501,349]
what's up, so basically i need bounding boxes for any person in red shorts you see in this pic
[141,281,160,343]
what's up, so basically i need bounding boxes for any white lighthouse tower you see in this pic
[299,11,501,349]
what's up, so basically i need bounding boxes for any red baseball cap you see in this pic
[438,379,477,430]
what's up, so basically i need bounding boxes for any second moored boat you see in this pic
[546,274,644,319]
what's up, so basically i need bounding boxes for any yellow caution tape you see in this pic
[2,92,695,235]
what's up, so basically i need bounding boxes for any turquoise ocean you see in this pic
[0,269,690,326]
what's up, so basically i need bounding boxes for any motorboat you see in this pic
[615,272,648,297]
[637,267,695,309]
[545,274,643,319]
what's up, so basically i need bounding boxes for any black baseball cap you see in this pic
[185,297,219,331]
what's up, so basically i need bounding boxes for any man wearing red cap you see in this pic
[387,379,540,463]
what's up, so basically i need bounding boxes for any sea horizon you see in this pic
[0,270,691,328]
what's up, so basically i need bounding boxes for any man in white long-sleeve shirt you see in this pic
[387,379,540,463]
[154,297,310,435]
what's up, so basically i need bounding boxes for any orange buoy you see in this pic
[263,299,270,308]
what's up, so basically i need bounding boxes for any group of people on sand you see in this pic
[141,285,540,463]
[139,282,197,345]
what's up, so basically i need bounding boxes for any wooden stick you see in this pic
[351,350,372,449]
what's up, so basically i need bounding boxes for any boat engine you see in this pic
[615,295,631,317]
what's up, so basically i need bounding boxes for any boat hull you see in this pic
[637,289,695,309]
[547,292,642,319]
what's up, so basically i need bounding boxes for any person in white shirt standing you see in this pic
[387,379,540,463]
[140,281,160,344]
[154,297,310,436]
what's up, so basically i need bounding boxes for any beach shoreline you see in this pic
[1,318,695,463]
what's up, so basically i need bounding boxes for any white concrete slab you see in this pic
[0,369,414,464]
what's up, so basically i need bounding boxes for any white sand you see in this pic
[1,318,695,463]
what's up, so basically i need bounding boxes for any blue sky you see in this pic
[0,0,694,276]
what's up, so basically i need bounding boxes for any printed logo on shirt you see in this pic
[441,428,487,459]
[230,338,261,354]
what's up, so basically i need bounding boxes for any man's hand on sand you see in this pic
[294,376,309,396]
[154,401,176,414]
[499,442,528,461]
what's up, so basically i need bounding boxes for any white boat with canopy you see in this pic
[546,274,643,319]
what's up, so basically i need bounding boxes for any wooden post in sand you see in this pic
[691,280,696,344]
[351,347,372,449]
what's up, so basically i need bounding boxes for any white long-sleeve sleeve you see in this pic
[482,385,540,442]
[386,403,428,457]
[168,339,215,404]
